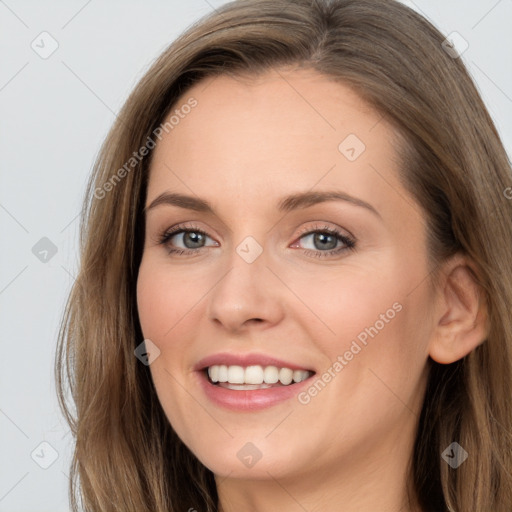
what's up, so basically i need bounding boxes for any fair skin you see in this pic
[136,68,487,512]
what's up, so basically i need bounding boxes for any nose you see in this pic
[206,245,286,333]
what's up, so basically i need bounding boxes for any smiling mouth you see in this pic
[205,364,315,390]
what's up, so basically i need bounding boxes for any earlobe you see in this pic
[428,256,489,365]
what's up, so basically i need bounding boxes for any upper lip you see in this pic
[194,352,315,372]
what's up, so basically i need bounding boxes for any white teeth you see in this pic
[207,364,311,386]
[263,365,279,384]
[209,365,219,382]
[227,365,245,384]
[222,383,272,390]
[245,365,264,385]
[293,370,309,383]
[218,365,228,383]
[279,368,293,385]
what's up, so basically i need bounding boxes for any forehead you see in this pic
[146,68,406,220]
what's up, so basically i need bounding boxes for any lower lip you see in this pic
[196,370,314,411]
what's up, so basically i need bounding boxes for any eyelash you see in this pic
[157,222,356,259]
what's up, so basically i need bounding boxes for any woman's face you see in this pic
[137,68,436,484]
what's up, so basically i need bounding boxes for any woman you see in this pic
[55,0,512,510]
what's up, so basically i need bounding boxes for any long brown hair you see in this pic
[55,0,512,510]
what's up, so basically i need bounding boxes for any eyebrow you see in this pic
[144,190,381,218]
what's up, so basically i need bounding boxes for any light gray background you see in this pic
[1,1,511,510]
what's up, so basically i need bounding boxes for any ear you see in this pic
[428,254,489,364]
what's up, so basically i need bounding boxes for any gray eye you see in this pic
[301,232,340,251]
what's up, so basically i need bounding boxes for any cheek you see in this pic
[136,271,171,340]
[136,260,201,444]
[136,258,199,340]
[293,277,431,453]
[292,255,431,393]
[288,262,403,353]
